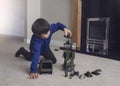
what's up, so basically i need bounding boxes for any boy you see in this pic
[15,18,72,79]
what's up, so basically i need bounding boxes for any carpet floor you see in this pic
[0,37,120,86]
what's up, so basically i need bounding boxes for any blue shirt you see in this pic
[29,22,66,73]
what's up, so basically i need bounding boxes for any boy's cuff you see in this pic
[61,27,66,31]
[30,69,37,73]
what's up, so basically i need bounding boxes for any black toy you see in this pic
[80,69,102,79]
[91,69,102,75]
[60,34,77,78]
[69,71,80,79]
[60,34,102,79]
[84,71,93,78]
[38,59,53,74]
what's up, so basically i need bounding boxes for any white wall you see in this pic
[26,0,40,43]
[40,0,72,27]
[40,0,72,42]
[0,0,26,37]
[26,0,72,44]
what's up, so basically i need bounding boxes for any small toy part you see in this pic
[91,69,102,75]
[79,74,83,79]
[69,71,80,79]
[64,33,71,38]
[54,48,59,51]
[39,59,53,74]
[84,71,93,78]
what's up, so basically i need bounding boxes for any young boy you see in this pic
[15,18,72,79]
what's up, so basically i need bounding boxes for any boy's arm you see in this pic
[50,22,67,34]
[30,42,41,73]
[50,22,72,37]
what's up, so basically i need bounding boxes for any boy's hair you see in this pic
[32,18,50,35]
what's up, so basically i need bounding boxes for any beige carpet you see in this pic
[0,37,120,86]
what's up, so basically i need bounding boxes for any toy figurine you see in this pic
[61,34,77,78]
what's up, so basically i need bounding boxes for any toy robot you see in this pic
[61,34,78,78]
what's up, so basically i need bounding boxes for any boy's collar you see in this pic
[34,34,46,39]
[34,34,41,38]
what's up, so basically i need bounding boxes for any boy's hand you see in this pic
[29,73,39,79]
[64,28,72,37]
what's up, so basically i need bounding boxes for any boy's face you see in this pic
[40,30,50,39]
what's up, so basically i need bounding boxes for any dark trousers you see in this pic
[18,47,57,64]
[42,48,57,64]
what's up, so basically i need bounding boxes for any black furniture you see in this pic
[81,0,120,60]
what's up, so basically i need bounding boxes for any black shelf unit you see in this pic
[80,0,120,60]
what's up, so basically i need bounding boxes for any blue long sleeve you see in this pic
[30,37,42,73]
[50,22,67,34]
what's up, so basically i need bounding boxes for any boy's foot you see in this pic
[15,47,24,57]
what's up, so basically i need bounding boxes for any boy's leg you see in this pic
[42,48,57,64]
[15,47,32,61]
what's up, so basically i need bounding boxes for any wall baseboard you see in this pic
[25,38,30,44]
[0,34,24,40]
[0,34,65,47]
[26,38,64,47]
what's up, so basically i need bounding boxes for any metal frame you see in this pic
[86,18,110,55]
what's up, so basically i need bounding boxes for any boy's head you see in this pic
[32,18,50,39]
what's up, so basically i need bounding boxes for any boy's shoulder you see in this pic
[31,34,43,42]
